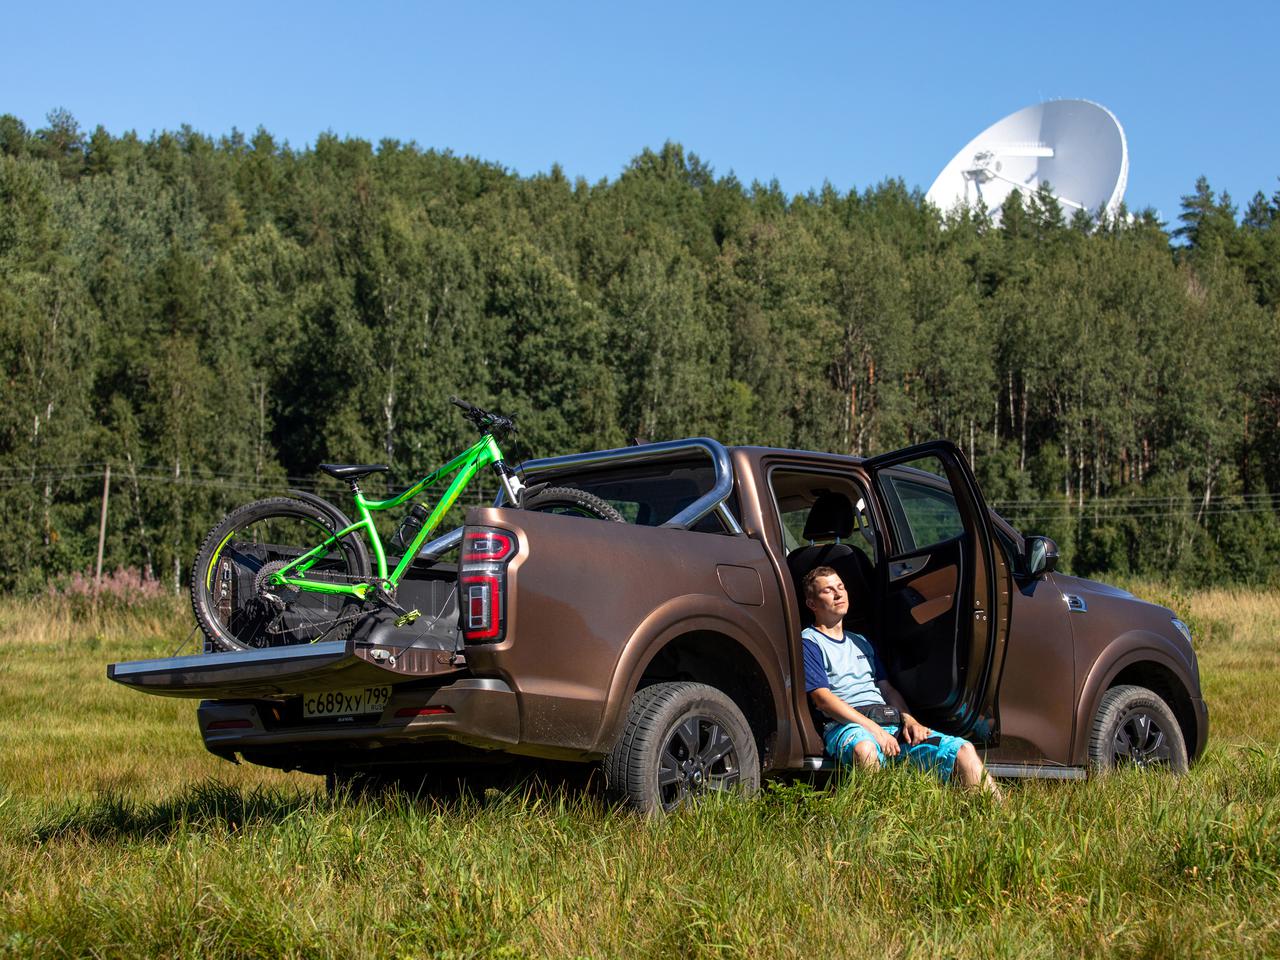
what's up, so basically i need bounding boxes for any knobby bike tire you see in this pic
[521,486,624,523]
[191,496,372,652]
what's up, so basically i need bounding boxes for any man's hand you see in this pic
[873,724,900,757]
[900,715,931,745]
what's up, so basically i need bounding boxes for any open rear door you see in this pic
[864,441,1011,742]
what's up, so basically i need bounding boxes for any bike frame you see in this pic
[268,433,514,599]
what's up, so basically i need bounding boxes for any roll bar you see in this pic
[509,437,744,535]
[417,437,744,562]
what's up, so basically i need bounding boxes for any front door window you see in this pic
[879,455,964,555]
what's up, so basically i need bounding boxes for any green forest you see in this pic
[2,109,1278,594]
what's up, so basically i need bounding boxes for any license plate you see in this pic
[303,686,392,719]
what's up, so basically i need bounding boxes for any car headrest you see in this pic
[802,492,855,542]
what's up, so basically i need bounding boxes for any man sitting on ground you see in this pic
[800,565,999,795]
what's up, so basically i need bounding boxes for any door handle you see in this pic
[889,556,928,581]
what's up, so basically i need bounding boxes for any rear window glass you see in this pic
[771,469,877,562]
[542,458,737,534]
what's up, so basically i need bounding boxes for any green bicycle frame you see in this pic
[269,433,506,599]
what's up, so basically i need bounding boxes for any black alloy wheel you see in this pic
[1088,684,1189,775]
[657,715,742,810]
[605,681,761,815]
[1110,708,1173,767]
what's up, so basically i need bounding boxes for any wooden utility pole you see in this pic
[95,463,111,588]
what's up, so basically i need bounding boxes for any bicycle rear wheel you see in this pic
[521,486,624,522]
[191,497,372,652]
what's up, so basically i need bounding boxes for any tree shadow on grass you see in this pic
[28,765,611,842]
[31,779,319,842]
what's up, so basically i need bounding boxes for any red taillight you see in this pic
[463,530,515,562]
[394,705,454,718]
[459,525,516,643]
[461,573,501,639]
[206,718,253,731]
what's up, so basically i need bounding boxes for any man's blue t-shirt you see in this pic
[801,626,887,712]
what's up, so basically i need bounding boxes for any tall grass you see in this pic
[0,595,298,803]
[1,587,1278,958]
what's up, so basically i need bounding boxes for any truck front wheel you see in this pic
[1088,684,1189,775]
[604,681,760,814]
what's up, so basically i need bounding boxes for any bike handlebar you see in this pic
[450,396,517,437]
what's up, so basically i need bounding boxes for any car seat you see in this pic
[785,491,875,636]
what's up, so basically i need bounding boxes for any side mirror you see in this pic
[1025,536,1058,577]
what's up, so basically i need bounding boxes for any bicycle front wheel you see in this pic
[191,497,372,652]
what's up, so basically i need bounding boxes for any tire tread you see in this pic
[190,496,370,652]
[1088,683,1188,775]
[521,486,624,522]
[603,680,760,813]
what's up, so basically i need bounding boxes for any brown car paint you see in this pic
[462,506,794,766]
[989,572,1076,764]
[109,439,1209,779]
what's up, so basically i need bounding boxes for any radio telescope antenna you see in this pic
[926,99,1128,223]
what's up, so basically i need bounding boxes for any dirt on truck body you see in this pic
[110,437,1209,813]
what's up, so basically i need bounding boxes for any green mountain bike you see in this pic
[190,397,621,652]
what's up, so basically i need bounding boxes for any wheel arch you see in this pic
[594,597,790,772]
[1073,632,1203,765]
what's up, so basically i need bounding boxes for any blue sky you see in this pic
[4,1,1277,225]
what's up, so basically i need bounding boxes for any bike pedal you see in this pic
[395,609,421,627]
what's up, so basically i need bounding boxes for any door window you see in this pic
[879,456,965,554]
[771,472,876,564]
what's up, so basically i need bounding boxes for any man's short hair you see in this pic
[802,566,840,600]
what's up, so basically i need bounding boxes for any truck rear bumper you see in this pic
[199,676,521,763]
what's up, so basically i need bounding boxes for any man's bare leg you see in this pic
[853,740,881,771]
[954,743,1003,801]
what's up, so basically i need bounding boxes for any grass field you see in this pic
[1,585,1278,958]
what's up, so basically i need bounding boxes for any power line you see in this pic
[0,461,325,486]
[988,496,1280,512]
[1001,506,1280,524]
[0,466,496,506]
[2,465,1276,523]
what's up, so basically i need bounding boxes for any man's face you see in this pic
[806,574,848,621]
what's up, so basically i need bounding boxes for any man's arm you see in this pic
[801,633,900,756]
[874,675,931,745]
[876,675,910,714]
[870,647,932,746]
[808,687,901,757]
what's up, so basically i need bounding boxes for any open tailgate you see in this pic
[109,608,464,700]
[108,640,401,700]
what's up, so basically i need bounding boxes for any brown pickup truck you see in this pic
[110,438,1209,812]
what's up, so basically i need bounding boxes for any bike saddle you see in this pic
[318,463,390,481]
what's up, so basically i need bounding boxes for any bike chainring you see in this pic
[250,561,372,640]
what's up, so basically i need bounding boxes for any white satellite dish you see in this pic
[926,99,1128,223]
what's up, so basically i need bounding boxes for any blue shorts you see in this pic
[824,722,969,782]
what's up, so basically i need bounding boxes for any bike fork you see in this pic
[494,460,526,507]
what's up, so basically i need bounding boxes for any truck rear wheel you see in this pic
[1088,684,1189,775]
[604,681,760,815]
